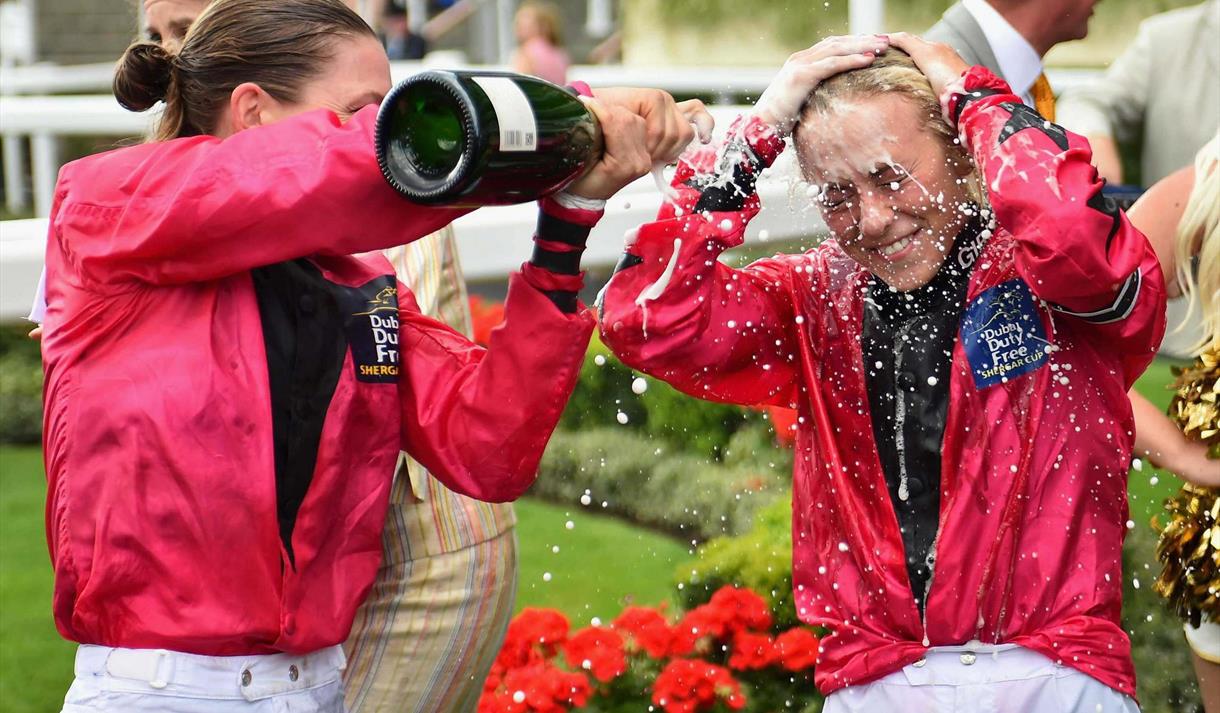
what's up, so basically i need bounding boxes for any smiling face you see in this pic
[795,92,975,292]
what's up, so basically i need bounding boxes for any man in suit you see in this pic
[1056,1,1218,186]
[925,0,1099,118]
[1056,0,1219,359]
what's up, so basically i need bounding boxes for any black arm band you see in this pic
[950,88,1007,125]
[536,210,593,248]
[530,246,584,275]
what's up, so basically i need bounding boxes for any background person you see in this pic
[380,1,427,60]
[1124,135,1220,712]
[925,0,1099,118]
[510,1,568,85]
[1056,0,1219,359]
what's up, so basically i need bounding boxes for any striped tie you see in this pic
[1031,72,1056,122]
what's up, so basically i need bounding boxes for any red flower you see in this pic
[669,605,727,656]
[652,659,746,713]
[469,295,506,347]
[773,628,821,671]
[494,608,570,671]
[562,627,627,683]
[612,606,673,658]
[708,586,773,634]
[479,661,591,713]
[727,630,775,671]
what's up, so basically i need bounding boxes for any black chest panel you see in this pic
[250,259,399,567]
[860,215,985,611]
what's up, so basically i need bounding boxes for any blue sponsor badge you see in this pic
[961,279,1050,389]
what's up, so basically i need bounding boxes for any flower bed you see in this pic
[480,585,824,713]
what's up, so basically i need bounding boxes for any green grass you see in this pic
[0,447,74,713]
[513,498,692,622]
[1128,358,1192,526]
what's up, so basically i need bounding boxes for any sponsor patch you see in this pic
[337,276,400,383]
[960,279,1050,389]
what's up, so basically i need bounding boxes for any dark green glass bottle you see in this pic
[375,70,603,206]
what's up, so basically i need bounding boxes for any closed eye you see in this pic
[820,184,853,209]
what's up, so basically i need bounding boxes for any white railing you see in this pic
[0,65,1102,217]
[0,151,824,320]
[0,60,783,98]
[2,58,1102,100]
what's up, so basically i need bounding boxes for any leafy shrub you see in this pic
[675,496,798,631]
[0,324,43,444]
[559,336,765,462]
[532,427,789,542]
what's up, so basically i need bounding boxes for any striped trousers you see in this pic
[342,527,518,713]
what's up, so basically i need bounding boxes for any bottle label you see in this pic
[472,76,538,152]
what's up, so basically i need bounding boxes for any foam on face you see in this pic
[796,100,901,184]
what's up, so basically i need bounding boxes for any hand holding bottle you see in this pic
[565,100,653,201]
[589,87,713,164]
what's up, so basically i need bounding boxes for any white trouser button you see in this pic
[960,652,977,665]
[912,658,927,668]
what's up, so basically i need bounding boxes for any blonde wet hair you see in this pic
[1175,133,1220,353]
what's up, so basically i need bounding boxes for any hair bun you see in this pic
[113,42,174,112]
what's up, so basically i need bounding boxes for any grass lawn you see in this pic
[0,358,1193,712]
[513,498,691,621]
[1127,358,1192,525]
[0,447,74,713]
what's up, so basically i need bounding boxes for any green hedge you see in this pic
[0,325,42,445]
[531,426,790,542]
[674,496,799,631]
[560,336,764,461]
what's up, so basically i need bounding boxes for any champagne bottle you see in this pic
[375,70,602,206]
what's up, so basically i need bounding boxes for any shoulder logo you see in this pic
[960,279,1050,389]
[352,285,399,316]
[337,276,400,383]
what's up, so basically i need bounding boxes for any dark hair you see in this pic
[113,0,376,141]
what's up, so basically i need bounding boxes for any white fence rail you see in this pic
[1,60,784,98]
[0,61,1103,319]
[0,65,1101,217]
[0,153,824,320]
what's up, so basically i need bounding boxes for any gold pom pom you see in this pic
[1168,346,1220,459]
[1155,348,1220,625]
[1154,484,1220,627]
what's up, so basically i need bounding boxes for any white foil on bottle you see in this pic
[472,76,538,152]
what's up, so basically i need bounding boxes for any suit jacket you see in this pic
[925,2,1002,76]
[1056,0,1219,357]
[1056,0,1219,185]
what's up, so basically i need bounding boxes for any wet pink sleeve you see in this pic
[52,106,469,288]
